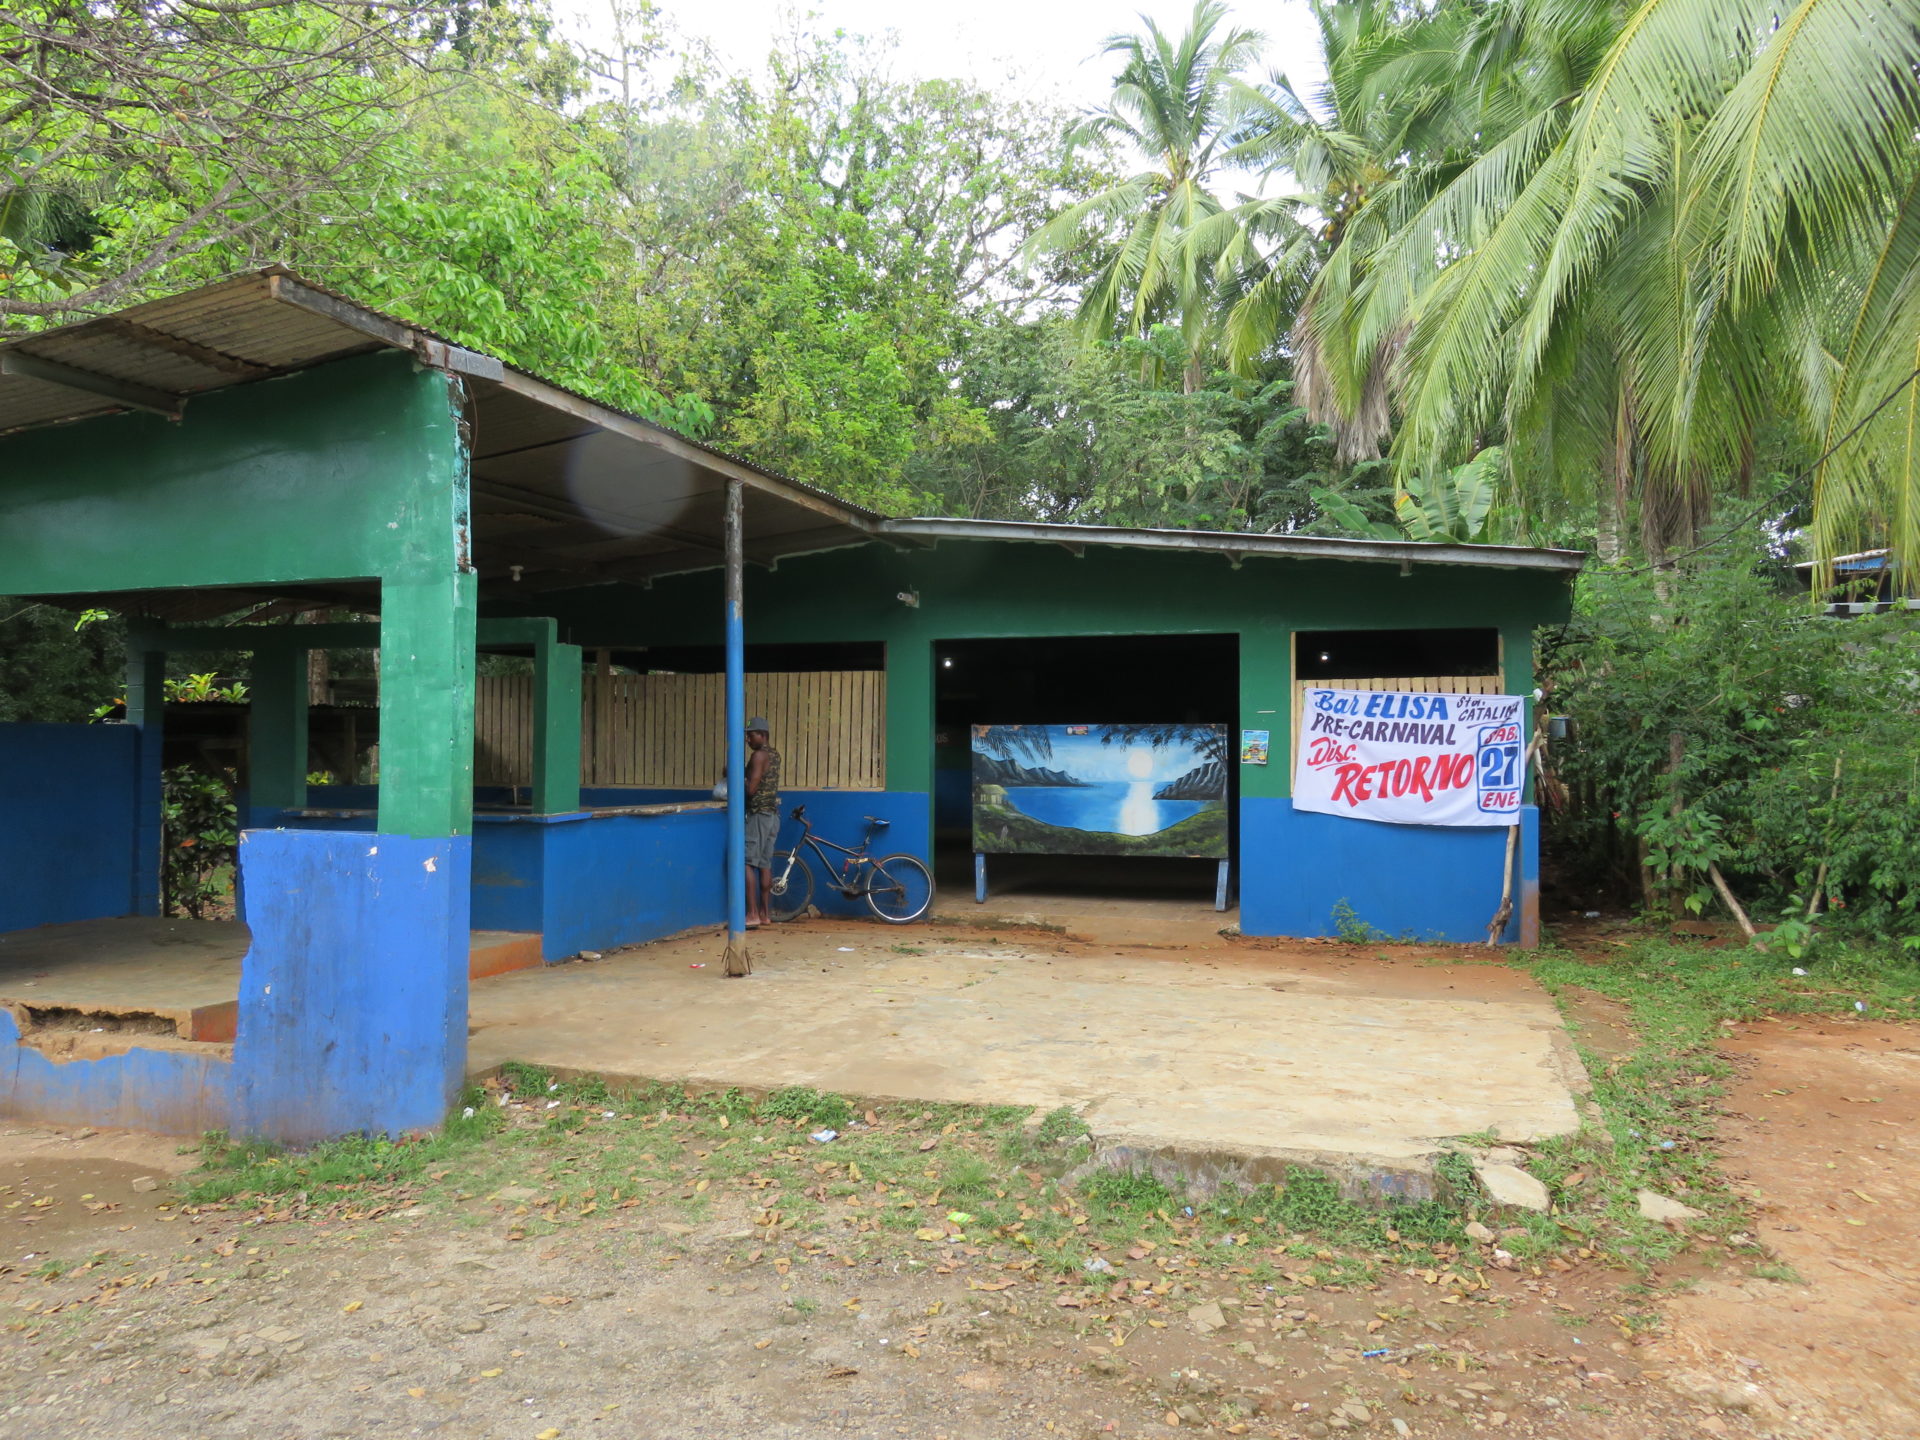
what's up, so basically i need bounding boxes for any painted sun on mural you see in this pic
[969,723,1229,859]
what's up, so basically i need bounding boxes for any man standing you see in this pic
[743,717,781,927]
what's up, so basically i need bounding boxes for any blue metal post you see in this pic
[723,479,749,972]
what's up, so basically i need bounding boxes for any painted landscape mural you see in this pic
[971,724,1229,859]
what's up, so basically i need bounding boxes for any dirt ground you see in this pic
[3,933,1916,1440]
[1647,1018,1920,1438]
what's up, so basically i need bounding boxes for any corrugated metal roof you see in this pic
[2,267,1586,609]
[0,268,883,601]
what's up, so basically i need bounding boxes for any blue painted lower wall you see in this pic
[1239,800,1537,944]
[772,789,933,920]
[293,785,933,956]
[1,827,471,1142]
[467,808,727,957]
[0,723,140,931]
[0,1006,234,1133]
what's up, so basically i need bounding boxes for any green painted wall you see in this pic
[0,352,475,837]
[512,540,1574,801]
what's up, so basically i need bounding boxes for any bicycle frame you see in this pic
[782,814,886,896]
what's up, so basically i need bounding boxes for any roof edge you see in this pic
[877,517,1587,573]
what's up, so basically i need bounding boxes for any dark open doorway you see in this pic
[932,633,1238,912]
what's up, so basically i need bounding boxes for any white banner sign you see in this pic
[1293,689,1527,827]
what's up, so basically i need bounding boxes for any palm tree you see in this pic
[1021,1,1268,391]
[1217,0,1499,428]
[1292,0,1920,573]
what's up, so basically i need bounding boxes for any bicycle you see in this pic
[767,805,933,924]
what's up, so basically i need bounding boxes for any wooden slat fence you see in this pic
[475,674,535,788]
[1290,674,1505,767]
[475,670,886,790]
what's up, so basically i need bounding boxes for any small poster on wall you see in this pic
[1239,729,1270,765]
[1292,688,1527,827]
[972,723,1228,858]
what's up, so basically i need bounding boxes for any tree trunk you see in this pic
[1597,386,1631,564]
[1667,730,1686,913]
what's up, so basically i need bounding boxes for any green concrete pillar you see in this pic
[1238,624,1292,799]
[249,646,310,814]
[533,638,582,814]
[885,634,933,795]
[125,642,167,915]
[377,573,477,837]
[1501,623,1536,802]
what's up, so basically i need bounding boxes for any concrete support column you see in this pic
[883,633,934,863]
[124,642,167,916]
[884,634,933,795]
[376,573,477,838]
[1238,623,1292,800]
[249,645,310,814]
[532,636,582,815]
[1500,623,1536,801]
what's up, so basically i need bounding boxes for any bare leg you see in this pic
[755,866,773,924]
[744,865,762,927]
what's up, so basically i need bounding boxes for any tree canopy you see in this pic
[7,0,1920,569]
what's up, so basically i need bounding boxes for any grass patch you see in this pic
[760,1086,855,1131]
[183,1095,503,1207]
[183,1073,1497,1298]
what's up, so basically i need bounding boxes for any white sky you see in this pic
[555,0,1327,118]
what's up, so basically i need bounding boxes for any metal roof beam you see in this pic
[100,318,272,377]
[0,350,184,419]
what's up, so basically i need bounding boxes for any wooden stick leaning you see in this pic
[1485,736,1543,947]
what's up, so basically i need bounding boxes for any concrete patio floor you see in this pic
[0,918,541,1052]
[468,921,1589,1196]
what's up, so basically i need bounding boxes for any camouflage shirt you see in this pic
[749,746,781,815]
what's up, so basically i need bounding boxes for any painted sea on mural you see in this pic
[971,723,1228,859]
[1005,783,1207,836]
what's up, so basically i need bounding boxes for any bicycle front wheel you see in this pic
[865,853,933,924]
[768,850,815,923]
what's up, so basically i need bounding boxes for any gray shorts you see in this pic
[745,810,779,868]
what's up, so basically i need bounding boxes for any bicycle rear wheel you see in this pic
[865,853,933,924]
[768,850,814,922]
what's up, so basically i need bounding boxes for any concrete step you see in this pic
[469,931,543,980]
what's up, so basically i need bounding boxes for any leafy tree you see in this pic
[0,601,125,722]
[1542,543,1920,938]
[913,317,1334,531]
[1311,447,1515,544]
[1,1,445,321]
[598,29,1098,507]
